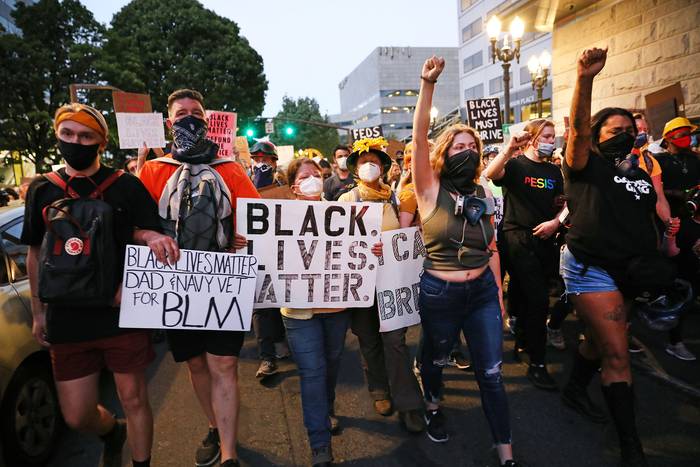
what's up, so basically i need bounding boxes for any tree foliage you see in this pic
[272,97,340,158]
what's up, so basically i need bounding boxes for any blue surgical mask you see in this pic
[537,142,556,158]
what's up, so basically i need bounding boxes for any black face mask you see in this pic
[598,132,635,164]
[57,139,100,171]
[443,149,479,195]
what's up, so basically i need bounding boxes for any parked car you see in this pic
[0,203,62,466]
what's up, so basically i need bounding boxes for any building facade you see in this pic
[0,0,35,35]
[330,47,460,142]
[457,0,553,125]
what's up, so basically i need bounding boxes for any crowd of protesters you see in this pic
[15,47,699,467]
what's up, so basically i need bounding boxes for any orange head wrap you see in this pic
[54,103,109,148]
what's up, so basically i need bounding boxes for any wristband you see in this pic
[421,75,437,84]
[663,232,675,238]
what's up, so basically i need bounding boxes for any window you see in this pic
[381,106,415,114]
[461,0,480,11]
[489,74,513,94]
[464,84,484,101]
[521,98,553,121]
[1,219,27,283]
[520,66,531,86]
[463,51,483,74]
[380,89,419,98]
[461,18,482,43]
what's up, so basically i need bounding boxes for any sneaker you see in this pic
[373,399,393,416]
[665,342,697,361]
[547,326,566,350]
[256,359,278,378]
[448,351,472,371]
[101,418,127,467]
[274,341,291,359]
[424,408,449,443]
[311,445,332,466]
[399,409,426,433]
[628,338,644,354]
[507,317,517,336]
[195,428,221,467]
[527,364,558,391]
[220,460,240,467]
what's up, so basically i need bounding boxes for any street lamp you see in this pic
[430,106,439,128]
[487,15,524,124]
[527,50,551,118]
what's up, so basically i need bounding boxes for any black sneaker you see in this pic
[101,418,127,467]
[256,359,278,378]
[628,338,644,354]
[527,365,558,391]
[220,460,240,467]
[424,408,449,443]
[195,428,221,466]
[311,445,333,466]
[448,351,472,371]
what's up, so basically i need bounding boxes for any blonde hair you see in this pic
[429,123,483,183]
[523,118,555,148]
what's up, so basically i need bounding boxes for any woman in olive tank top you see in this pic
[412,56,518,467]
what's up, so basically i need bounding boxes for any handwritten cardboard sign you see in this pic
[206,110,237,158]
[112,91,152,113]
[466,98,504,144]
[237,198,382,309]
[119,245,257,331]
[376,227,425,332]
[351,125,383,141]
[115,113,166,149]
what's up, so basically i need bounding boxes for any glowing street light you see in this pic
[487,15,525,124]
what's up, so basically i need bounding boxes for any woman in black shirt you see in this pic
[561,47,656,467]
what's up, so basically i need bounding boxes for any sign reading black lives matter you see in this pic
[466,98,504,144]
[376,227,425,332]
[351,125,383,141]
[119,245,258,331]
[237,198,383,309]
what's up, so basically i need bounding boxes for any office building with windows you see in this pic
[0,0,35,35]
[330,46,460,142]
[457,0,552,124]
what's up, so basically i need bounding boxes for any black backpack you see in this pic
[38,170,124,307]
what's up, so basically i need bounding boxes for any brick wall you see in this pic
[551,0,700,131]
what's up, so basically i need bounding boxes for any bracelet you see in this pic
[663,232,675,238]
[421,75,437,84]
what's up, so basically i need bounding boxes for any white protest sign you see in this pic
[115,112,166,149]
[119,245,258,331]
[237,198,382,309]
[376,227,425,332]
[276,145,295,168]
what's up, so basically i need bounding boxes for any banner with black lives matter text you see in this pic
[376,227,426,332]
[118,245,258,331]
[206,110,237,158]
[237,198,383,309]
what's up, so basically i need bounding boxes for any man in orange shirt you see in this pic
[139,89,259,467]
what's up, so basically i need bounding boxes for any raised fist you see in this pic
[578,47,608,78]
[421,56,445,82]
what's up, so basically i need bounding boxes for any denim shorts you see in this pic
[560,245,618,295]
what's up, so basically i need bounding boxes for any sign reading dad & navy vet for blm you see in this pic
[466,98,504,144]
[237,198,383,309]
[119,245,258,331]
[376,227,426,333]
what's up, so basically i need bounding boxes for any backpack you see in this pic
[38,170,124,307]
[155,157,234,251]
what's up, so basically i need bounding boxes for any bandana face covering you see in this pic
[57,139,100,171]
[171,115,218,164]
[253,162,274,188]
[442,149,479,195]
[598,132,635,164]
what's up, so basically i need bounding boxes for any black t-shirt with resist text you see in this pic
[563,152,658,270]
[494,155,564,231]
[323,172,354,201]
[21,166,161,344]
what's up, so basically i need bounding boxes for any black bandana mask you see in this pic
[170,115,218,164]
[598,132,635,164]
[57,139,100,171]
[442,149,479,195]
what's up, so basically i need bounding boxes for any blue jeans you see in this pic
[419,268,512,444]
[282,311,351,449]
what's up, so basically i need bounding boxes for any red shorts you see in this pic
[50,331,155,382]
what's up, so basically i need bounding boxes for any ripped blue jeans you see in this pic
[419,268,512,444]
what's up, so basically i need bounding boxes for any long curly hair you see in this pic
[429,124,484,183]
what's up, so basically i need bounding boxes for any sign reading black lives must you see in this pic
[466,98,504,144]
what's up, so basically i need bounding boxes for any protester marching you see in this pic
[2,2,700,467]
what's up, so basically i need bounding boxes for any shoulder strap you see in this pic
[641,153,654,174]
[91,170,124,199]
[351,186,361,202]
[43,172,78,198]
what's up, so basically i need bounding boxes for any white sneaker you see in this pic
[665,343,697,361]
[547,326,566,350]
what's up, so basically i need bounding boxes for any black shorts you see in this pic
[166,329,245,363]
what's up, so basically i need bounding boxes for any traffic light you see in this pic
[245,127,255,139]
[284,125,295,137]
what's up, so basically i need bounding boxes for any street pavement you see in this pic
[47,312,700,467]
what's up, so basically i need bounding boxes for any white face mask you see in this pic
[358,162,381,182]
[298,176,323,197]
[336,157,348,170]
